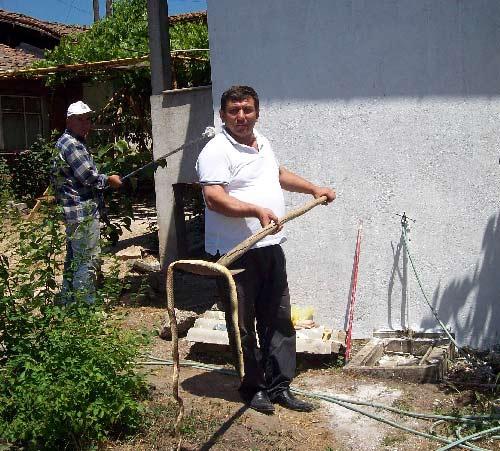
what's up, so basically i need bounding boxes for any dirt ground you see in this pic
[107,307,499,451]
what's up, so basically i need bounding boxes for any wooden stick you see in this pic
[216,196,328,268]
[26,187,51,221]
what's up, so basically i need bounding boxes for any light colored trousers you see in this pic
[62,217,101,304]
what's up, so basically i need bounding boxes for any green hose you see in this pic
[140,356,496,422]
[401,222,495,377]
[401,225,463,353]
[455,425,486,451]
[436,425,500,451]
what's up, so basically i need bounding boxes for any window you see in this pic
[0,95,43,151]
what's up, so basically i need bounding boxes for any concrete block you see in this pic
[344,334,453,383]
[116,245,143,260]
[187,317,343,355]
[193,317,225,329]
[296,338,332,354]
[202,310,226,320]
[331,340,345,354]
[186,327,229,345]
[132,259,161,273]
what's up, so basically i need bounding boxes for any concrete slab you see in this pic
[344,331,453,383]
[185,310,345,355]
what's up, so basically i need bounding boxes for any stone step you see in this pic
[186,311,345,355]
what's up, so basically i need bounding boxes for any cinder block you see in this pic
[186,327,229,345]
[202,310,226,320]
[186,310,345,355]
[193,318,225,329]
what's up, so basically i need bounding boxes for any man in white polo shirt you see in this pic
[196,86,335,414]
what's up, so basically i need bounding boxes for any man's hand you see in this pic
[108,174,123,189]
[202,185,283,232]
[256,207,283,232]
[312,186,336,203]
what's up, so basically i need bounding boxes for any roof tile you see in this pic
[0,43,39,71]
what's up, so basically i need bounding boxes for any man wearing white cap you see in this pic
[52,101,122,303]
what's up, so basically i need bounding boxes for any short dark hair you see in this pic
[220,85,259,112]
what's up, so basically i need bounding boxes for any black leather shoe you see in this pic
[248,390,275,414]
[274,389,314,412]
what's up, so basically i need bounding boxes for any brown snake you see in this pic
[166,195,328,450]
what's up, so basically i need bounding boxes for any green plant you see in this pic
[6,132,58,204]
[381,433,405,446]
[170,21,211,88]
[0,205,148,449]
[33,0,210,154]
[0,157,13,207]
[0,305,148,450]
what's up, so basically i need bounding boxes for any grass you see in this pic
[117,396,228,449]
[381,433,406,447]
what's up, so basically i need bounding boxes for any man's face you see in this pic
[67,113,92,138]
[220,97,259,144]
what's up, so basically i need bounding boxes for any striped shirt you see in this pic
[52,130,108,223]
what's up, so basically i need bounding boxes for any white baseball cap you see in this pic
[67,101,93,117]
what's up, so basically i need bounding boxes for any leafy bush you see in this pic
[38,0,210,88]
[32,0,210,154]
[0,157,13,207]
[4,133,58,204]
[170,21,211,87]
[0,305,147,450]
[0,206,148,449]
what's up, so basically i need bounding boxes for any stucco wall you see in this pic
[151,86,213,267]
[207,0,500,348]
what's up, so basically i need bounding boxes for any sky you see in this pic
[0,0,206,25]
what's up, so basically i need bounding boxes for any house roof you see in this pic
[0,9,87,72]
[170,11,207,25]
[0,9,87,40]
[0,43,39,71]
[0,9,208,74]
[0,9,207,39]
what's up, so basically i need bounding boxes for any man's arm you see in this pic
[65,141,122,189]
[202,184,281,229]
[279,166,336,202]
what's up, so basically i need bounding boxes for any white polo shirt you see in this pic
[196,127,286,255]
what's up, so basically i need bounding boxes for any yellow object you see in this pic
[322,328,332,341]
[291,305,314,326]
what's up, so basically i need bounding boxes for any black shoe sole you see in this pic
[249,404,275,414]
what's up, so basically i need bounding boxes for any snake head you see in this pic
[203,126,216,139]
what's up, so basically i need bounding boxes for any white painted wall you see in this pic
[207,0,500,348]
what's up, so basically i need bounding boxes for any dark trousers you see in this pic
[217,245,296,399]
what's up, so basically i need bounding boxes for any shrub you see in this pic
[8,133,58,204]
[0,157,13,207]
[0,206,148,449]
[0,304,147,450]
